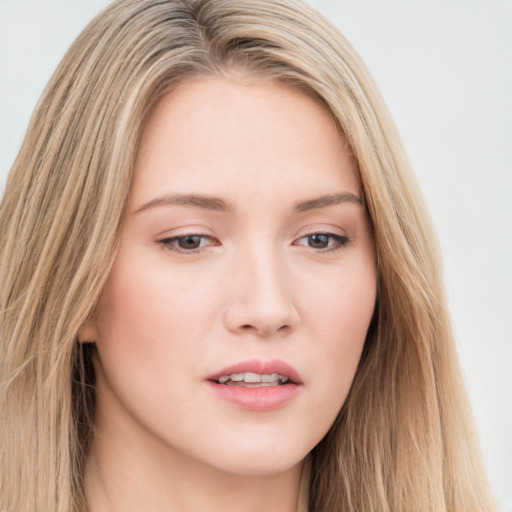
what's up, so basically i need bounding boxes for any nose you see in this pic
[223,242,299,337]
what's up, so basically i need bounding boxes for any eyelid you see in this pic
[157,233,220,254]
[293,230,350,252]
[155,225,350,255]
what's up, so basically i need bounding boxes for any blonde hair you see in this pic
[0,1,495,511]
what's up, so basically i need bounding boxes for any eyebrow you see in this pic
[293,192,363,212]
[135,191,363,214]
[135,194,232,213]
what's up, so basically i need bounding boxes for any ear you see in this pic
[78,318,99,343]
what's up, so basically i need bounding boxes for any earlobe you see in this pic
[78,318,99,343]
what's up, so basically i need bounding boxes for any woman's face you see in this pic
[84,77,377,477]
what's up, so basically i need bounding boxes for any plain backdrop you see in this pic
[1,1,511,510]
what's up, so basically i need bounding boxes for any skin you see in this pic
[81,76,377,512]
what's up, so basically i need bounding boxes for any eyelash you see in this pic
[157,232,349,254]
[294,232,349,252]
[158,234,219,254]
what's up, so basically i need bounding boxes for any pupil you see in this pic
[178,235,201,249]
[309,234,329,248]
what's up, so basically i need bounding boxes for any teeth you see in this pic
[217,372,289,384]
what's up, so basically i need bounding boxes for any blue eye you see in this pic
[296,233,349,251]
[159,234,217,253]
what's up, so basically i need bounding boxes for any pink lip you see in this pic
[205,358,303,412]
[207,358,303,384]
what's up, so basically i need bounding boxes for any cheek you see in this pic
[307,244,376,342]
[92,254,213,400]
[96,249,216,342]
[91,253,218,433]
[305,253,376,415]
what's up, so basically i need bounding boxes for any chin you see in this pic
[197,433,313,477]
[213,456,305,478]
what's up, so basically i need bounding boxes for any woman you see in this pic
[0,0,495,511]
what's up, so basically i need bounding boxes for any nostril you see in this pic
[238,323,291,336]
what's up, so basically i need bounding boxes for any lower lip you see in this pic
[205,381,301,411]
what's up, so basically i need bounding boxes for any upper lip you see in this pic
[207,358,303,384]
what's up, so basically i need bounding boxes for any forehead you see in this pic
[129,76,360,209]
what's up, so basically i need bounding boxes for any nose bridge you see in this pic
[224,236,298,336]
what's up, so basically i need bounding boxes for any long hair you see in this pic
[0,1,495,511]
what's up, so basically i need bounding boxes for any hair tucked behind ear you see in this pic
[0,1,495,511]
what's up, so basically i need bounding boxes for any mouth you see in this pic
[216,372,290,387]
[205,359,303,411]
[207,358,302,387]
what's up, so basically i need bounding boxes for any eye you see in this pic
[158,234,219,253]
[295,232,349,251]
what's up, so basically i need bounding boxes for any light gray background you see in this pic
[1,1,510,510]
